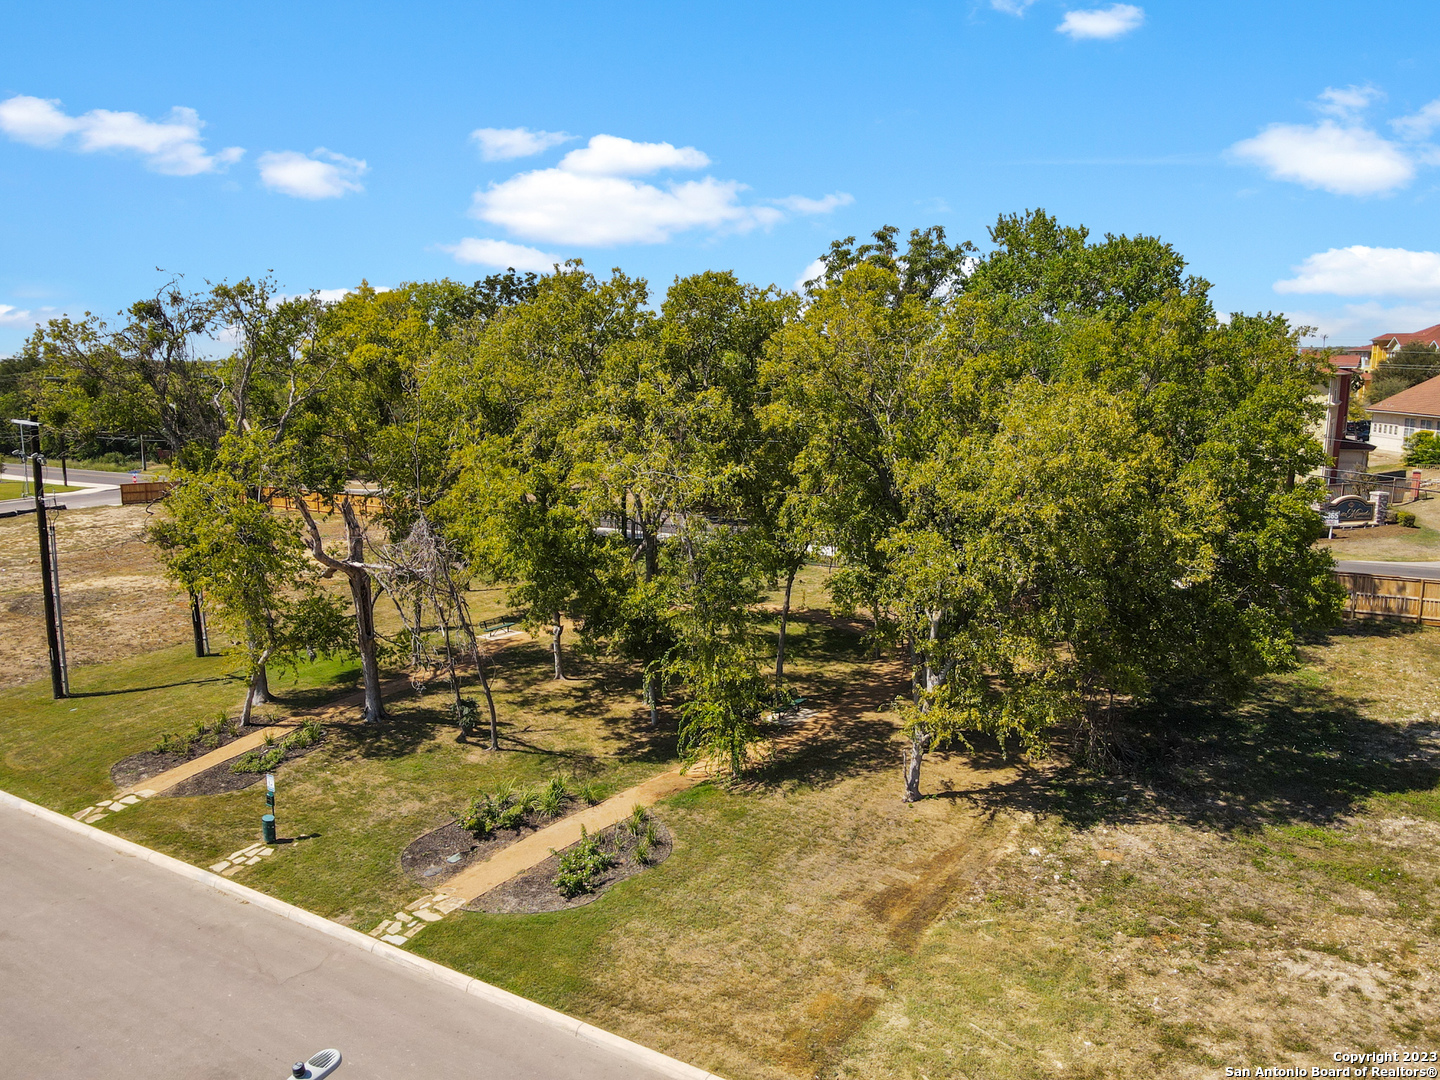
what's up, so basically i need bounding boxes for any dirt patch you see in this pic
[0,504,357,690]
[464,819,672,914]
[161,732,328,798]
[861,820,1011,951]
[780,991,883,1076]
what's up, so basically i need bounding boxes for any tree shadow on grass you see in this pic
[68,673,242,698]
[745,658,912,791]
[929,621,1440,834]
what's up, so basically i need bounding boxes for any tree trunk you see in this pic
[241,649,273,726]
[478,654,499,750]
[341,502,384,723]
[644,670,658,726]
[551,617,565,680]
[774,565,797,698]
[902,727,930,802]
[441,621,461,713]
[294,496,384,723]
[412,596,424,669]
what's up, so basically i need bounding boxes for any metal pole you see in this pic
[32,455,66,699]
[49,522,69,696]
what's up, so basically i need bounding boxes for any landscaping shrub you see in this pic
[460,777,572,836]
[552,826,615,898]
[1404,430,1440,466]
[1397,510,1418,528]
[153,713,240,757]
[537,776,568,817]
[453,697,479,738]
[229,718,323,774]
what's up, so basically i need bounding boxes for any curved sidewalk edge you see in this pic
[0,788,726,1080]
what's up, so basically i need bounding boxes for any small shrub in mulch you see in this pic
[110,713,247,788]
[401,776,593,883]
[164,720,328,798]
[465,808,673,915]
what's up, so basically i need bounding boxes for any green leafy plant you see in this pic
[635,834,652,865]
[153,713,242,757]
[577,780,606,806]
[537,776,568,817]
[1397,510,1418,528]
[552,826,616,898]
[459,779,541,836]
[230,718,324,774]
[454,697,480,737]
[627,803,649,837]
[1405,431,1440,467]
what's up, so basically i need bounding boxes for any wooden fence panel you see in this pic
[1335,571,1440,626]
[119,481,175,504]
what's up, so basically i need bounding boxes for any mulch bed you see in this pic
[401,802,585,884]
[161,734,328,798]
[465,820,672,914]
[110,727,249,789]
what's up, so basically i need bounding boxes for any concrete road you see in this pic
[1335,559,1440,580]
[0,801,679,1080]
[0,462,122,512]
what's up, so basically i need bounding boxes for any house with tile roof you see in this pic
[1371,323,1440,366]
[1366,372,1440,456]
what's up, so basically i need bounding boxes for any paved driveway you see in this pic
[0,800,681,1079]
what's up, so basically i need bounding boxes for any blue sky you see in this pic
[2,0,1438,354]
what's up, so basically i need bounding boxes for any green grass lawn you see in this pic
[3,576,1440,1079]
[0,480,79,500]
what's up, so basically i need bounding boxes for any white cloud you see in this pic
[1056,4,1144,40]
[794,258,826,293]
[1275,246,1440,299]
[1392,98,1440,141]
[471,127,572,161]
[468,133,834,246]
[773,192,854,214]
[1317,84,1383,119]
[1227,120,1413,196]
[557,134,709,176]
[257,148,367,199]
[442,238,562,274]
[0,95,242,175]
[1285,301,1440,346]
[0,304,35,326]
[991,0,1036,12]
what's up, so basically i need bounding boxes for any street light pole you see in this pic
[32,453,66,699]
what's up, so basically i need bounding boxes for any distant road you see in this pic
[0,797,683,1080]
[1334,559,1440,580]
[0,462,123,511]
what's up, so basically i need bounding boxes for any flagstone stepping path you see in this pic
[208,841,278,876]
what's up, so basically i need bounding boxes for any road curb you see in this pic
[0,788,726,1080]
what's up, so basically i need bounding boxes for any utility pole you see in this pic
[32,454,66,699]
[190,592,210,657]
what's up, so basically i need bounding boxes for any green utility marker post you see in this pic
[262,772,276,844]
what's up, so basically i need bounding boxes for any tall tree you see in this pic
[149,470,353,724]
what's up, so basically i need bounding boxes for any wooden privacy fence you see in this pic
[261,488,385,518]
[119,481,175,504]
[1335,570,1440,626]
[118,481,382,518]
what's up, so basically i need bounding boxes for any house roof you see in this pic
[1368,372,1440,418]
[1372,322,1440,348]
